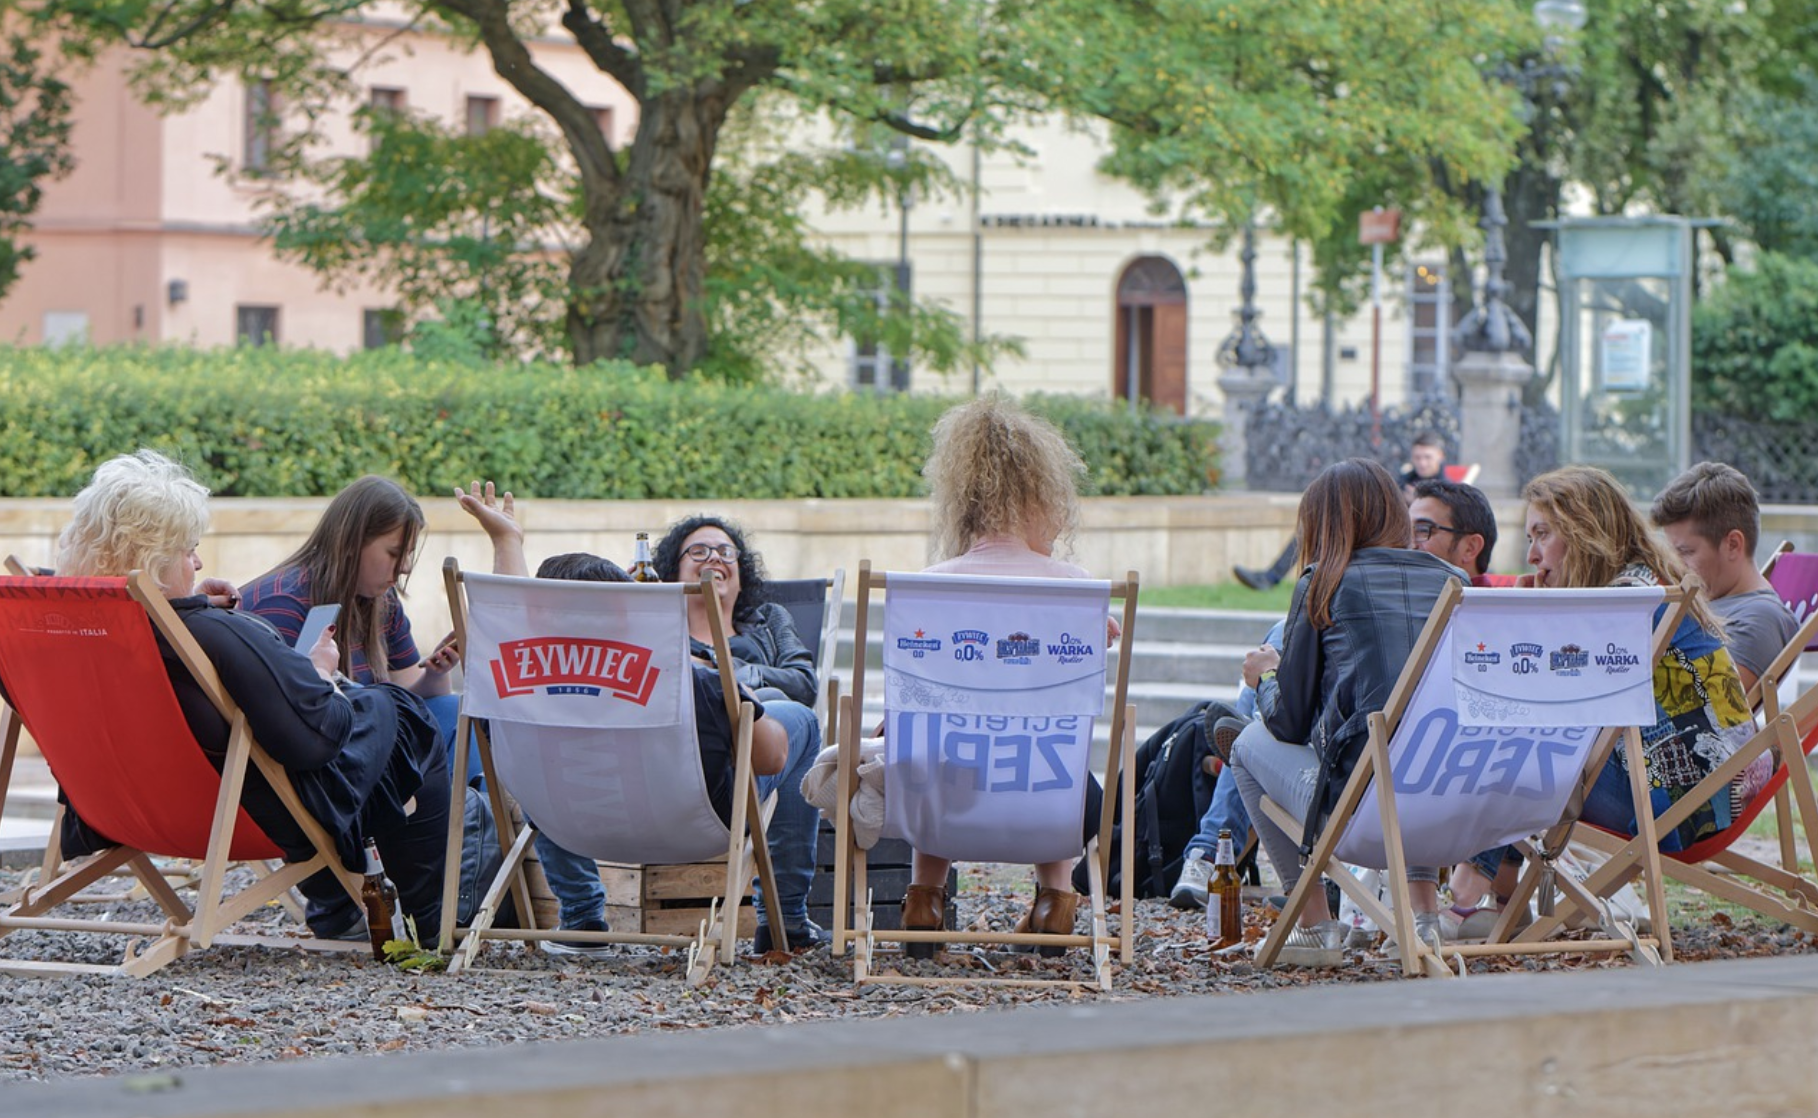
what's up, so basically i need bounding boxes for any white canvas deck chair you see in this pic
[1257,581,1689,978]
[831,561,1139,991]
[436,559,784,984]
[0,571,362,976]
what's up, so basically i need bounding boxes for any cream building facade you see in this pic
[0,24,1453,416]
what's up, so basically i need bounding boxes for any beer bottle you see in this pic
[629,531,660,583]
[1208,828,1243,947]
[360,838,398,963]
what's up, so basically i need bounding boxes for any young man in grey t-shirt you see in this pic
[1652,462,1798,693]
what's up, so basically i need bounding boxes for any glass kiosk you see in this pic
[1546,216,1703,496]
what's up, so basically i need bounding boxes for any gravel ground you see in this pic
[2,859,1812,1084]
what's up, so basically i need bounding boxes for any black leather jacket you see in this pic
[1258,547,1462,849]
[689,601,817,706]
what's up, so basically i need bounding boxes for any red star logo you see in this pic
[1476,642,1486,652]
[914,629,925,638]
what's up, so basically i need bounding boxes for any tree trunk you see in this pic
[567,91,727,374]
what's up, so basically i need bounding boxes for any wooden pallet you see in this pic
[523,825,951,937]
[809,822,955,932]
[525,851,756,937]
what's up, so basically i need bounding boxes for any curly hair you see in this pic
[924,395,1085,563]
[58,450,211,593]
[1297,458,1413,629]
[268,475,424,682]
[1523,465,1723,636]
[652,514,768,625]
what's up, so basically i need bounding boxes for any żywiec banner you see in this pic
[878,572,1110,863]
[1448,587,1661,728]
[461,572,684,729]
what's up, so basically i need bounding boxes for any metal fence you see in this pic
[1243,396,1463,492]
[1246,397,1818,501]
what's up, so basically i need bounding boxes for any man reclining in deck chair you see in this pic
[54,451,451,940]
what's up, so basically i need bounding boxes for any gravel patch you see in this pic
[2,859,1812,1083]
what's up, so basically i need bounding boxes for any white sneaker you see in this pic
[1169,850,1211,910]
[1413,911,1444,955]
[1272,919,1347,967]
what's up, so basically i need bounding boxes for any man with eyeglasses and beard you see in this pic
[1407,477,1500,588]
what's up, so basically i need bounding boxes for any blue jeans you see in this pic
[534,698,823,932]
[425,692,483,789]
[536,830,608,929]
[1184,769,1252,860]
[752,699,821,930]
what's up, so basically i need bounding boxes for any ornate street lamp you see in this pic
[1216,220,1277,488]
[1216,222,1275,374]
[1449,0,1585,497]
[1453,0,1585,356]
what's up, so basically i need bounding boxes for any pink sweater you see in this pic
[922,536,1089,580]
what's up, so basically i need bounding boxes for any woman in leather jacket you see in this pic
[653,515,817,706]
[1229,458,1461,964]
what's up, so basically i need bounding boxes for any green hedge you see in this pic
[0,346,1218,499]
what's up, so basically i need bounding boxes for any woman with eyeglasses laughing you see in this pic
[652,515,817,707]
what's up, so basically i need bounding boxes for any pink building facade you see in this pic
[0,24,635,351]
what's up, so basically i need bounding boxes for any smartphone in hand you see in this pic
[295,603,341,651]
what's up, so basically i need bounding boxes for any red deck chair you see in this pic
[1740,548,1818,873]
[0,572,361,976]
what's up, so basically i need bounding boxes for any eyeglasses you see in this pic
[682,542,740,563]
[1412,519,1467,544]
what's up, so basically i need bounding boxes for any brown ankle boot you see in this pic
[1014,887,1080,956]
[903,884,946,960]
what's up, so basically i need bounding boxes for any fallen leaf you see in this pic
[522,1001,559,1016]
[378,1038,408,1051]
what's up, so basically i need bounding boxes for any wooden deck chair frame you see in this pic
[1,556,307,924]
[0,571,362,977]
[1738,544,1818,874]
[766,569,847,729]
[830,560,1139,991]
[434,559,787,985]
[1256,579,1690,978]
[1544,676,1818,942]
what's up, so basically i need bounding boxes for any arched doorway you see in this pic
[1113,256,1188,414]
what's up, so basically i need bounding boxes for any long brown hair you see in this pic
[275,476,424,680]
[1297,458,1412,629]
[1522,466,1723,635]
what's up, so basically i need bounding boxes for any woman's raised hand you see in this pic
[455,480,529,577]
[455,480,520,543]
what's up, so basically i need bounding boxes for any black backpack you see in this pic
[1074,699,1254,899]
